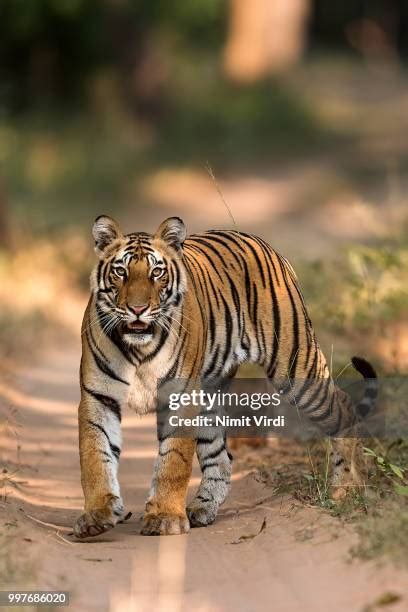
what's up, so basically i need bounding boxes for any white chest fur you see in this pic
[126,343,175,415]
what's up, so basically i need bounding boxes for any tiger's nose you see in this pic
[127,303,149,316]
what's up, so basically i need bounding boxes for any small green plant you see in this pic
[363,445,408,496]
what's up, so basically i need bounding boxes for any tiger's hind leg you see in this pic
[330,437,368,500]
[329,385,370,500]
[187,432,232,527]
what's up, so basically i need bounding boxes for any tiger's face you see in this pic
[91,216,187,346]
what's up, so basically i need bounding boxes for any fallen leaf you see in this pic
[229,517,267,545]
[375,592,402,607]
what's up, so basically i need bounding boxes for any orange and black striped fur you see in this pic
[74,216,377,538]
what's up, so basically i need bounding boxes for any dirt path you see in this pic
[1,346,408,612]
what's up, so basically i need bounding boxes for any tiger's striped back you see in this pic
[183,230,375,436]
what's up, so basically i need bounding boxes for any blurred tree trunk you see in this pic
[346,6,400,64]
[224,0,310,82]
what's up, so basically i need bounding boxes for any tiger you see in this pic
[73,215,377,538]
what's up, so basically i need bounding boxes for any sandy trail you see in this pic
[1,345,408,612]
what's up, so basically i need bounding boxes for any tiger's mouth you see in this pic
[125,321,154,335]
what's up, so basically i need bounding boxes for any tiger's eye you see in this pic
[114,266,126,277]
[152,266,163,279]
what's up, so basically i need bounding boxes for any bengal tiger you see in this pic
[73,216,377,538]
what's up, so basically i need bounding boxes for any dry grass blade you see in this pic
[205,162,237,228]
[55,530,75,546]
[22,511,72,533]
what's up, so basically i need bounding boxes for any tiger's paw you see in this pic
[73,510,116,538]
[187,501,217,527]
[330,470,366,501]
[141,512,190,536]
[330,481,366,502]
[330,486,349,501]
[73,496,124,539]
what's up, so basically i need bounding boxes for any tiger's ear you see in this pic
[92,215,122,257]
[155,217,186,251]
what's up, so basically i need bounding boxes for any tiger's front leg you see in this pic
[73,393,124,538]
[142,437,196,535]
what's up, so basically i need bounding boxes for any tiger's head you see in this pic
[90,215,187,346]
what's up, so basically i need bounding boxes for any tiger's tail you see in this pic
[351,356,378,418]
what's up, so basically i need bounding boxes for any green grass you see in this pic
[297,238,408,372]
[303,241,408,332]
[245,437,408,565]
[295,236,408,564]
[352,503,408,566]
